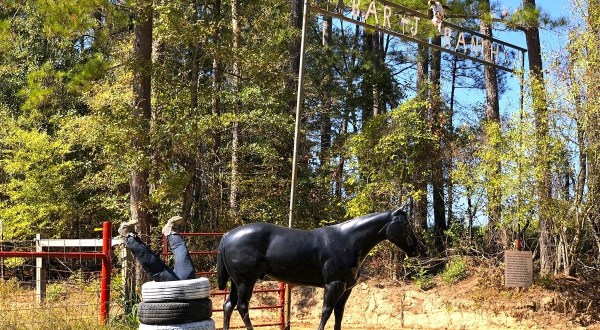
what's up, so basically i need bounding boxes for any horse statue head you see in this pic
[384,208,427,257]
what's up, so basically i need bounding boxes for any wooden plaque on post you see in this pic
[504,250,533,288]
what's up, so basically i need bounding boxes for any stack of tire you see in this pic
[138,277,215,330]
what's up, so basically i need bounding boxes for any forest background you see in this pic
[0,0,599,280]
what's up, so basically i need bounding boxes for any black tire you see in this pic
[137,299,212,325]
[142,278,211,302]
[138,319,216,330]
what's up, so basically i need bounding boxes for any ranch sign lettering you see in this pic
[311,0,527,72]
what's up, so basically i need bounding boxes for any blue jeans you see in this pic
[125,234,195,281]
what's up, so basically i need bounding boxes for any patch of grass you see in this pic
[0,278,136,330]
[0,278,20,301]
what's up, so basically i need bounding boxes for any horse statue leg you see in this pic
[236,281,257,330]
[223,282,238,330]
[333,289,353,330]
[317,281,347,330]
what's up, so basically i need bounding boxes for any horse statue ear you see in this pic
[391,208,406,217]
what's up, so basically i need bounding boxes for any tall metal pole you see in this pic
[286,0,310,328]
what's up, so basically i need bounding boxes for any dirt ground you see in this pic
[213,267,600,330]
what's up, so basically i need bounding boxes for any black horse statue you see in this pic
[216,208,425,330]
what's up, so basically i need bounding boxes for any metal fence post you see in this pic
[1,220,4,280]
[279,282,286,330]
[35,234,46,304]
[100,221,111,324]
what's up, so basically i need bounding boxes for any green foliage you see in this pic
[46,282,68,302]
[506,2,567,31]
[110,272,141,327]
[0,116,77,238]
[0,0,596,283]
[0,0,130,239]
[2,257,26,268]
[408,258,436,290]
[347,100,432,217]
[415,271,436,291]
[452,109,547,234]
[441,256,468,284]
[444,221,471,250]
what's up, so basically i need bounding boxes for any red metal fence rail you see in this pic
[162,232,286,329]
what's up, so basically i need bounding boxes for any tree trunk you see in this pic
[481,0,502,234]
[230,0,241,221]
[371,31,383,117]
[566,47,586,276]
[447,55,458,228]
[191,43,199,116]
[585,0,600,254]
[182,177,195,223]
[320,16,333,167]
[430,35,446,252]
[467,189,474,241]
[413,43,429,232]
[210,0,222,230]
[523,0,553,275]
[289,0,303,115]
[334,22,360,199]
[182,0,204,225]
[335,116,348,199]
[361,31,374,125]
[131,0,153,288]
[150,41,166,228]
[131,0,153,236]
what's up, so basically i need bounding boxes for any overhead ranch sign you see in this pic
[311,0,527,72]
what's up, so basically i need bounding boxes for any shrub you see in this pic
[46,282,67,302]
[442,256,468,284]
[415,272,436,291]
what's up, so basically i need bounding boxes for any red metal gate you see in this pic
[162,232,286,329]
[0,222,112,325]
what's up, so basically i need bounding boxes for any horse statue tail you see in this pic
[217,243,230,290]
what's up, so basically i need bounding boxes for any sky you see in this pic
[497,0,571,57]
[454,0,573,123]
